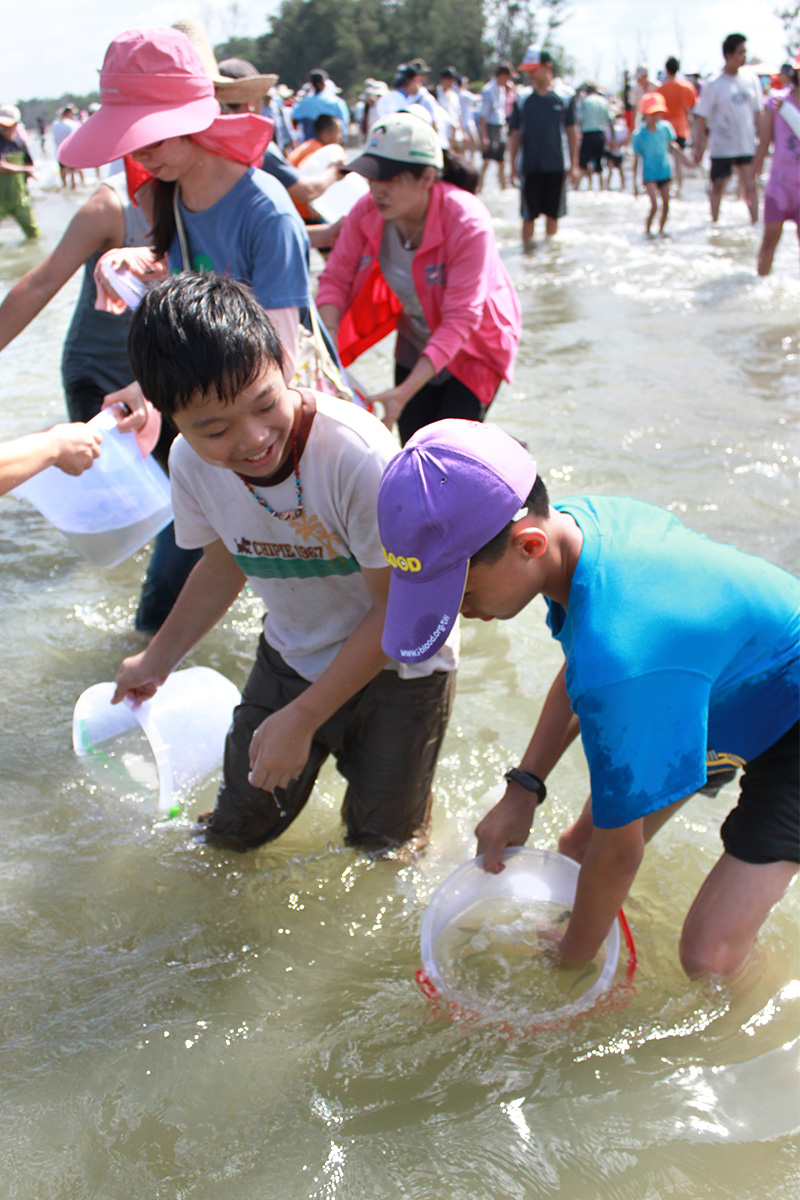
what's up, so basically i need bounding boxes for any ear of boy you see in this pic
[511,522,547,560]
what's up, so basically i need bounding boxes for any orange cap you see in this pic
[640,92,668,116]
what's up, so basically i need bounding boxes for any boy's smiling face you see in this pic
[172,361,298,478]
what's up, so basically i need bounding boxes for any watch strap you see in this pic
[503,768,547,804]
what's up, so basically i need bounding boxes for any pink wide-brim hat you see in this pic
[58,27,220,168]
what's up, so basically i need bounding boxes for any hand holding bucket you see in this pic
[11,405,171,568]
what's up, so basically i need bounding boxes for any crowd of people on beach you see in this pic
[0,22,798,987]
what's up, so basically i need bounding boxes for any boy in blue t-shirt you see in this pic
[377,420,800,980]
[632,94,687,234]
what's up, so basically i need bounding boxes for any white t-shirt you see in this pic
[170,392,457,682]
[52,117,79,150]
[694,69,762,158]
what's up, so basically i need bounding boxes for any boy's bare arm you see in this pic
[246,564,391,792]
[557,820,644,962]
[476,661,580,871]
[113,540,246,704]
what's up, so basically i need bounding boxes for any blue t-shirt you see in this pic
[546,496,800,829]
[260,143,301,189]
[631,120,675,181]
[169,167,310,310]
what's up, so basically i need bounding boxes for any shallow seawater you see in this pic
[432,897,603,1021]
[1,166,798,1198]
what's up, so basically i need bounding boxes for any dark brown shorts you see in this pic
[203,635,456,853]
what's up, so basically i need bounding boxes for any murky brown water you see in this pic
[1,163,798,1199]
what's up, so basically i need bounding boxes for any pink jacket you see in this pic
[316,181,521,405]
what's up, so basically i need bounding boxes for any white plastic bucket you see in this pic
[72,666,240,816]
[12,410,172,567]
[419,847,631,1027]
[297,143,370,222]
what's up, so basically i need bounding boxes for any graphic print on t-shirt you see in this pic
[231,507,360,580]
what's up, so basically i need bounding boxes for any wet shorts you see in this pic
[720,720,800,864]
[763,182,800,226]
[521,170,567,221]
[710,154,753,181]
[203,635,455,853]
[483,124,506,162]
[579,130,605,171]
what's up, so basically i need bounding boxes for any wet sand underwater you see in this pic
[1,167,798,1198]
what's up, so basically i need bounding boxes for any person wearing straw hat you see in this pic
[57,26,312,630]
[213,56,345,233]
[316,112,520,443]
[375,419,800,981]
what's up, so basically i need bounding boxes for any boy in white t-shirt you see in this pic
[112,273,456,853]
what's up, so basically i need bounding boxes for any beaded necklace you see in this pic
[237,428,303,521]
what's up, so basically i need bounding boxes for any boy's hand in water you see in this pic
[475,784,539,872]
[51,422,102,475]
[112,652,167,706]
[247,702,315,793]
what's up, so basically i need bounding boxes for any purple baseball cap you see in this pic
[378,420,537,663]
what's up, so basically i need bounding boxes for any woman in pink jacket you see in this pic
[316,112,521,443]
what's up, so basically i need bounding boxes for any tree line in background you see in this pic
[16,0,571,124]
[774,3,800,55]
[13,0,800,123]
[216,0,571,96]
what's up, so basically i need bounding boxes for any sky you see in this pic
[6,0,793,103]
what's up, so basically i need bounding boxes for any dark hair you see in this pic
[313,112,341,138]
[150,179,177,262]
[665,56,679,75]
[722,33,746,59]
[469,476,551,567]
[309,69,327,91]
[400,148,479,194]
[128,272,284,418]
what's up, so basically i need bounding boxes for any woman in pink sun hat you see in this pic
[59,27,312,413]
[57,27,313,631]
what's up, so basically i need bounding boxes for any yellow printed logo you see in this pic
[382,546,422,572]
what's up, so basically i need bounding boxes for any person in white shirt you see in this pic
[693,32,765,223]
[374,63,438,127]
[478,62,515,191]
[436,67,463,150]
[51,105,83,189]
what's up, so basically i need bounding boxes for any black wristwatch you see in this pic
[503,768,547,805]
